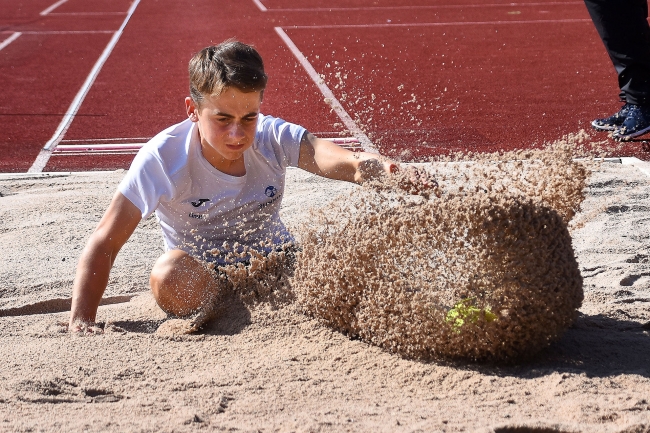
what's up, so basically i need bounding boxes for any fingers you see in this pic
[394,165,440,196]
[362,159,441,197]
[385,160,399,175]
[68,319,104,334]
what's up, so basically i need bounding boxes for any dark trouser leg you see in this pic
[584,0,650,105]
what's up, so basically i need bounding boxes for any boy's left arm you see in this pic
[297,132,434,188]
[297,132,395,184]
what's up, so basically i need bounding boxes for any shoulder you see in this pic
[251,114,306,169]
[254,113,307,151]
[255,114,305,138]
[135,118,195,176]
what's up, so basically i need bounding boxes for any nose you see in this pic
[228,122,245,141]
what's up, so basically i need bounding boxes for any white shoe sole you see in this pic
[613,124,650,141]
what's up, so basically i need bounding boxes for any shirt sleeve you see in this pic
[260,115,307,169]
[117,149,175,219]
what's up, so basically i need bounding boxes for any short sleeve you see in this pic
[117,149,175,219]
[259,115,306,169]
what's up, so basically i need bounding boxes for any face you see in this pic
[185,87,262,165]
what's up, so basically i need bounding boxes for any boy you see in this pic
[69,41,428,332]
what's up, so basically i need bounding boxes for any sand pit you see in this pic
[1,154,650,432]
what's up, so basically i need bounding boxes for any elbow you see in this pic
[84,231,119,264]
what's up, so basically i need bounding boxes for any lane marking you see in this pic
[55,143,145,151]
[285,18,592,29]
[264,2,583,12]
[61,137,151,142]
[0,171,123,180]
[47,12,128,16]
[40,0,68,16]
[52,151,139,156]
[252,0,267,12]
[20,31,115,34]
[29,0,142,173]
[51,137,361,155]
[0,32,21,52]
[621,157,650,178]
[275,27,376,153]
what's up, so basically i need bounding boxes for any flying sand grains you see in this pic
[292,141,589,362]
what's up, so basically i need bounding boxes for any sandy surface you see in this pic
[1,163,649,433]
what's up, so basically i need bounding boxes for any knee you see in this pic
[150,250,214,317]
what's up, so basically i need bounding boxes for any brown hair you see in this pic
[189,40,268,104]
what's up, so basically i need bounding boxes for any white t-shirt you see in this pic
[118,114,306,263]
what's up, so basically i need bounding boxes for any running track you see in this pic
[1,0,648,173]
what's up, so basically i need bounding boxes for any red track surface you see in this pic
[1,0,648,173]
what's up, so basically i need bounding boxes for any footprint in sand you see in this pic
[619,273,650,286]
[0,295,134,317]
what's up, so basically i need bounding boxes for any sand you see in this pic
[1,161,650,432]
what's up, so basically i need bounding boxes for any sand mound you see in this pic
[293,143,588,361]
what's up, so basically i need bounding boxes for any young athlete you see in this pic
[69,40,431,332]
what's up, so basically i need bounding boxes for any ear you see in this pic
[185,97,199,122]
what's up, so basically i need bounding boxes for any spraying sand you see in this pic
[1,144,650,432]
[295,143,586,362]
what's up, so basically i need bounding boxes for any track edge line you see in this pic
[274,27,377,153]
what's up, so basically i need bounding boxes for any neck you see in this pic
[202,143,246,176]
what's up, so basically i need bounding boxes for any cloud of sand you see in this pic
[292,139,589,362]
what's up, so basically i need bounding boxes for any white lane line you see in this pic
[252,0,267,12]
[286,18,591,29]
[51,137,360,154]
[54,143,145,152]
[621,157,650,178]
[0,171,119,180]
[265,1,583,12]
[0,32,21,52]
[21,30,115,34]
[28,0,142,173]
[274,27,376,153]
[40,0,69,16]
[52,150,140,156]
[47,12,128,16]
[61,137,151,142]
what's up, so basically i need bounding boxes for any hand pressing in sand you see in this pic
[68,319,103,335]
[394,165,441,197]
[353,156,440,197]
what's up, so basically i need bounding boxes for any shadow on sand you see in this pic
[107,294,252,337]
[469,313,650,379]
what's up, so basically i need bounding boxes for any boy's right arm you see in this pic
[69,192,142,332]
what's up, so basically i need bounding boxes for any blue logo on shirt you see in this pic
[191,198,210,207]
[265,186,278,197]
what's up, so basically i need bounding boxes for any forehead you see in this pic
[201,87,262,113]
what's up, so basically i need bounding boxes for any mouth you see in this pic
[225,143,246,151]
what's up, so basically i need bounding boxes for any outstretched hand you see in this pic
[358,157,440,197]
[396,165,441,197]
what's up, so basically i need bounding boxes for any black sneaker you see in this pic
[591,103,632,131]
[613,104,650,141]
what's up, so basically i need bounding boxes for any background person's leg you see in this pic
[584,0,650,105]
[150,249,222,317]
